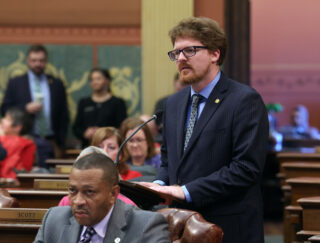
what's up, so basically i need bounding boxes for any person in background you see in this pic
[119,117,161,179]
[153,73,188,135]
[279,104,320,139]
[1,44,69,165]
[139,114,161,154]
[0,107,36,178]
[73,68,127,147]
[91,127,141,180]
[36,148,170,243]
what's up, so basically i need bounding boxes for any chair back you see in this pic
[158,208,223,243]
[0,188,20,208]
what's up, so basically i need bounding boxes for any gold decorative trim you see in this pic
[0,26,141,45]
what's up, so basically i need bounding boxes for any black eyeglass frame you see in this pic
[168,46,208,61]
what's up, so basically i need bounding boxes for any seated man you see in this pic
[0,107,36,178]
[279,104,320,139]
[34,150,170,243]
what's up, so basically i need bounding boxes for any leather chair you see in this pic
[158,208,223,243]
[0,188,20,208]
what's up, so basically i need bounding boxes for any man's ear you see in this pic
[210,49,220,64]
[110,185,120,203]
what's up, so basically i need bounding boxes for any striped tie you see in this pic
[80,226,96,243]
[184,94,201,151]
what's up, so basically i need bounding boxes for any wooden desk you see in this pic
[277,152,320,178]
[297,230,320,242]
[8,189,67,208]
[282,162,320,180]
[45,159,74,168]
[309,235,320,242]
[17,173,69,188]
[284,205,302,243]
[298,196,320,232]
[0,208,47,243]
[64,149,81,159]
[286,177,320,206]
[34,179,69,190]
[277,152,320,164]
[55,165,72,174]
[0,224,40,243]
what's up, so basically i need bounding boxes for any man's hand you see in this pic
[26,102,42,114]
[139,182,185,201]
[156,185,186,200]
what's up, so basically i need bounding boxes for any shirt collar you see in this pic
[83,205,114,239]
[190,70,221,99]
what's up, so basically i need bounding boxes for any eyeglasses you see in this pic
[127,138,146,145]
[168,46,208,61]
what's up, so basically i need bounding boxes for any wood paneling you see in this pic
[0,26,140,45]
[194,0,224,27]
[0,0,140,26]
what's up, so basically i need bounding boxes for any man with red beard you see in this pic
[34,150,170,243]
[141,17,268,243]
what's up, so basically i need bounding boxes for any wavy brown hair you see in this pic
[91,127,129,175]
[169,16,227,66]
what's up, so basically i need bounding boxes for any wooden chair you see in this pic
[0,189,20,208]
[158,208,223,243]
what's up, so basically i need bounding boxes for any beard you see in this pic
[178,63,210,85]
[30,67,45,76]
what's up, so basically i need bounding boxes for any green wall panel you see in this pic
[0,44,142,143]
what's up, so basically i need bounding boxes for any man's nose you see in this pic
[177,51,187,61]
[73,193,86,206]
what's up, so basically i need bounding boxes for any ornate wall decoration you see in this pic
[0,44,142,140]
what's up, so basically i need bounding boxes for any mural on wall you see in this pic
[0,44,142,140]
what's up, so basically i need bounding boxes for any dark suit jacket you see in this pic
[33,199,170,243]
[157,73,269,243]
[1,74,69,146]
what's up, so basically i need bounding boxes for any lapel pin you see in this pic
[215,98,220,104]
[114,237,121,243]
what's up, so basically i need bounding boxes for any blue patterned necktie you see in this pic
[184,94,201,151]
[80,226,96,243]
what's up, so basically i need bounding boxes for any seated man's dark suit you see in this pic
[1,73,69,146]
[157,73,269,243]
[34,199,170,243]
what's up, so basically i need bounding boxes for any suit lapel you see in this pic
[181,75,230,160]
[25,74,33,103]
[104,200,127,243]
[47,75,55,116]
[176,87,191,159]
[59,216,82,243]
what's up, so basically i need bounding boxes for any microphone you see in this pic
[115,113,160,167]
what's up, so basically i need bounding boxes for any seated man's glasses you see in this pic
[168,46,208,61]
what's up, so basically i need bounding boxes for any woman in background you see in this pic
[120,117,161,178]
[73,68,127,147]
[91,127,141,180]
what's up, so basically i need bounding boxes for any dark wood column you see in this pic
[224,0,250,85]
